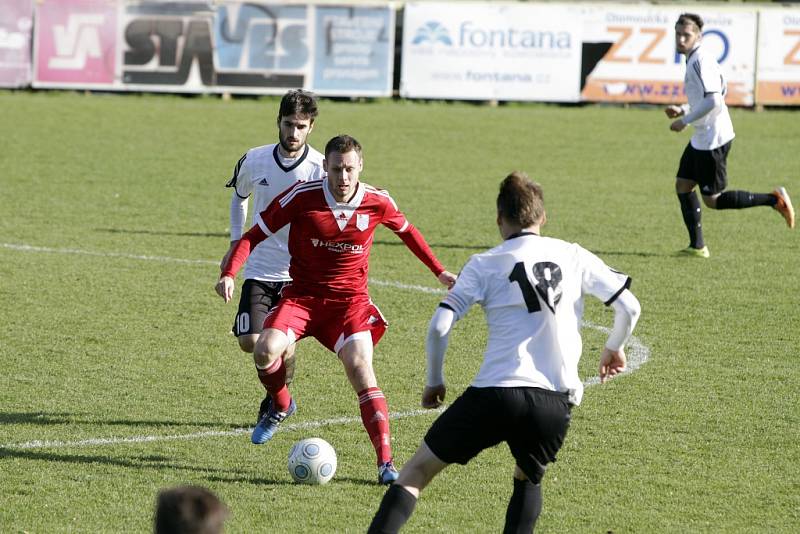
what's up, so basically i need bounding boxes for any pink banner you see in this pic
[34,0,117,86]
[0,0,33,87]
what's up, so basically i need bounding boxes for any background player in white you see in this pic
[217,135,457,484]
[368,172,641,533]
[665,13,794,258]
[220,90,325,425]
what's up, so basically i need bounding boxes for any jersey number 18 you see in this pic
[508,261,563,314]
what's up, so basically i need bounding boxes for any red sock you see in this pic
[256,359,291,412]
[358,387,392,465]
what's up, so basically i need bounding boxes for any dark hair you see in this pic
[154,486,228,534]
[497,171,545,228]
[277,89,319,123]
[324,134,363,159]
[676,13,703,31]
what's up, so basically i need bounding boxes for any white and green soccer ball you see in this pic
[287,437,337,485]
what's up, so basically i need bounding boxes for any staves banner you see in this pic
[32,0,394,97]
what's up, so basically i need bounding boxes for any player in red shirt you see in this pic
[216,134,456,484]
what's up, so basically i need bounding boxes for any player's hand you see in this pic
[437,271,457,290]
[664,105,683,119]
[215,276,235,303]
[670,118,687,132]
[421,384,446,409]
[599,347,626,384]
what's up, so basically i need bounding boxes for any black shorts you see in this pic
[232,279,288,337]
[676,140,732,196]
[424,386,572,484]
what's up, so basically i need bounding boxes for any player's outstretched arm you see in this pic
[395,224,448,279]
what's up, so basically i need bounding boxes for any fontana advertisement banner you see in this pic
[756,9,800,105]
[33,1,393,96]
[0,0,34,87]
[401,2,582,102]
[580,5,757,106]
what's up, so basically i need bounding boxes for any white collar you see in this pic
[323,178,365,210]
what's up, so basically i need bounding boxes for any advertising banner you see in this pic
[0,0,33,87]
[756,9,800,105]
[122,1,234,93]
[33,0,118,87]
[32,1,393,96]
[312,5,394,96]
[580,5,757,106]
[401,2,582,102]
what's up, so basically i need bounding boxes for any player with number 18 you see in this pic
[369,172,641,533]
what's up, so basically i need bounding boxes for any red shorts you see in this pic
[263,295,388,354]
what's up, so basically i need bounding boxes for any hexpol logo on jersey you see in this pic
[310,238,365,254]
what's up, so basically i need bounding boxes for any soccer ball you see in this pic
[287,437,337,484]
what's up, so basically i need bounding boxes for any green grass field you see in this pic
[0,91,798,533]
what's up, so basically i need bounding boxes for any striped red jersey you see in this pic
[223,178,444,299]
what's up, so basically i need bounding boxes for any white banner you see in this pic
[401,2,582,102]
[756,8,800,105]
[580,5,757,106]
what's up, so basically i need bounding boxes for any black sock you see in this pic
[715,190,776,210]
[368,485,418,534]
[677,192,705,249]
[503,478,542,534]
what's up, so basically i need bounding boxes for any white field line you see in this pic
[0,242,650,451]
[1,408,445,451]
[0,242,444,294]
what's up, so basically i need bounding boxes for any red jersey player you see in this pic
[216,134,456,484]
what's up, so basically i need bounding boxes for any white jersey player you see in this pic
[665,13,794,259]
[219,89,324,423]
[434,229,631,406]
[370,172,641,534]
[227,142,324,284]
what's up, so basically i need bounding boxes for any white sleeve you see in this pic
[426,258,482,386]
[229,194,248,241]
[425,306,456,387]
[576,245,631,306]
[605,289,641,351]
[681,93,720,124]
[697,53,724,94]
[225,152,253,241]
[439,257,483,320]
[224,152,253,199]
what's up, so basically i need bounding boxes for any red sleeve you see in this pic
[221,224,268,278]
[378,191,409,232]
[396,224,445,277]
